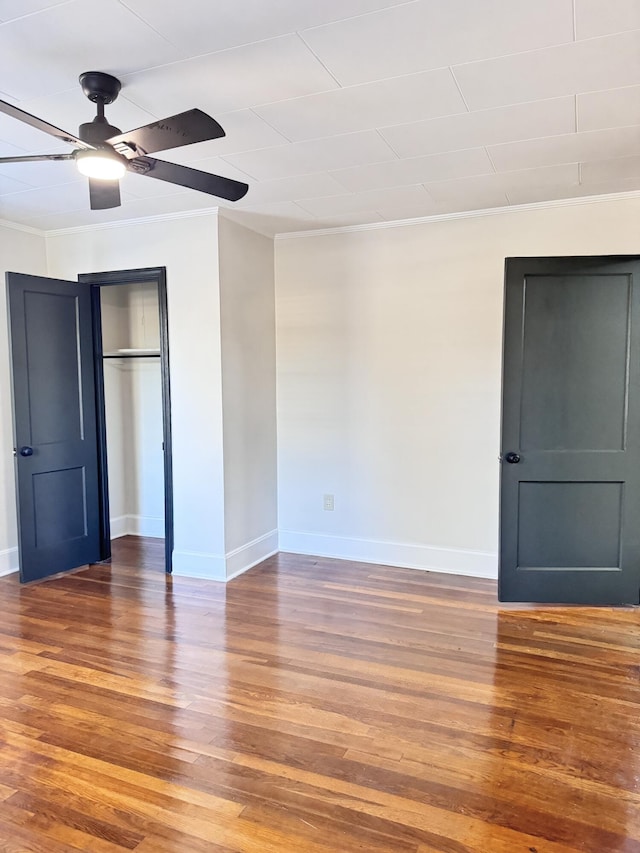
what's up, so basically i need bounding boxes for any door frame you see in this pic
[499,254,640,604]
[78,267,174,573]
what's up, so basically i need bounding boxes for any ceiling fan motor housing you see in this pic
[78,117,122,146]
[78,72,123,146]
[79,71,121,105]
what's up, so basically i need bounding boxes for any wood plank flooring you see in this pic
[0,536,639,852]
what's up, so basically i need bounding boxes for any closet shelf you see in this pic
[103,348,161,359]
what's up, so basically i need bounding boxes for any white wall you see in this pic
[103,359,165,539]
[101,284,131,527]
[0,223,47,576]
[5,195,638,585]
[46,214,227,579]
[275,195,640,578]
[218,214,278,578]
[126,360,165,537]
[103,362,129,524]
[101,282,164,539]
[3,213,276,582]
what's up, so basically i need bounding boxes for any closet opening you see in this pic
[80,268,173,574]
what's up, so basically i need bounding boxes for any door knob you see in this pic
[505,451,520,464]
[19,446,33,457]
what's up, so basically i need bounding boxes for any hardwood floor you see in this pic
[0,537,639,852]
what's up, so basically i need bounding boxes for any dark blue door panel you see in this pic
[7,272,101,582]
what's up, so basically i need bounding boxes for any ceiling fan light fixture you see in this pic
[0,71,249,210]
[76,149,126,180]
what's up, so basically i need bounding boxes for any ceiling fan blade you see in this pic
[129,156,249,202]
[0,153,75,164]
[89,178,121,210]
[106,109,225,158]
[0,98,93,150]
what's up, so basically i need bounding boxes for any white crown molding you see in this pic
[4,204,269,241]
[0,217,45,237]
[43,205,221,238]
[275,189,640,241]
[5,187,640,243]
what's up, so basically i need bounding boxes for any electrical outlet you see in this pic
[323,494,334,511]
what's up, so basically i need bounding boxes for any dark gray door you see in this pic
[7,272,101,583]
[500,256,640,604]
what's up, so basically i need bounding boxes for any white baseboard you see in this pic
[125,527,497,582]
[225,529,278,581]
[172,549,226,581]
[110,515,164,539]
[128,515,165,538]
[0,527,493,582]
[277,530,498,579]
[0,547,19,577]
[172,531,278,582]
[110,516,129,539]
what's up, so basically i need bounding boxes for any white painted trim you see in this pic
[110,515,164,539]
[6,186,639,242]
[172,549,226,581]
[0,530,494,582]
[128,515,165,539]
[278,530,497,579]
[0,547,19,577]
[225,529,279,581]
[275,189,640,240]
[44,206,220,237]
[110,516,129,539]
[0,218,44,237]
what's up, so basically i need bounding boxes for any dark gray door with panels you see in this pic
[7,272,101,582]
[500,256,640,604]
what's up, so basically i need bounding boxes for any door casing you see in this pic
[79,267,174,574]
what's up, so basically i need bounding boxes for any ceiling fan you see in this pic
[0,71,249,210]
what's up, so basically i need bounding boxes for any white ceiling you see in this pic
[0,0,639,235]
